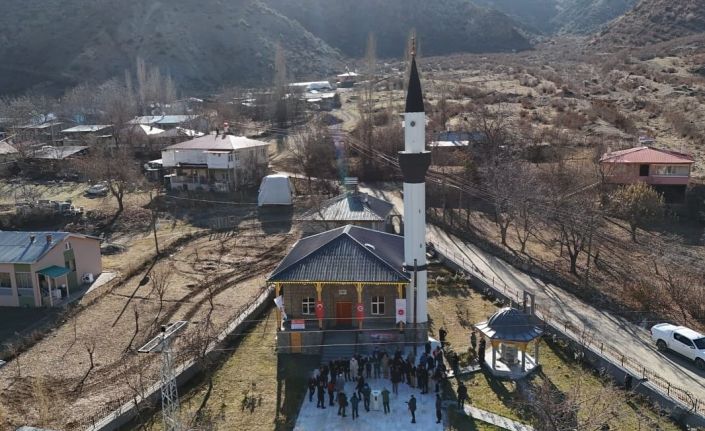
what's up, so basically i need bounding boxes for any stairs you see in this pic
[320,330,357,364]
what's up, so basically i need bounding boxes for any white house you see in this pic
[162,134,270,193]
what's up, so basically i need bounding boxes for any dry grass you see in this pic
[0,223,297,430]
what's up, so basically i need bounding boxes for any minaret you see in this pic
[399,40,431,336]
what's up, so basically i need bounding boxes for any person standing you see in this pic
[363,382,371,412]
[350,356,359,380]
[457,382,468,410]
[391,366,401,395]
[373,351,381,379]
[335,373,345,396]
[382,352,390,379]
[350,393,360,420]
[365,357,372,379]
[337,391,348,417]
[409,363,417,388]
[435,394,443,424]
[407,394,417,424]
[439,326,448,349]
[356,375,365,399]
[382,387,391,414]
[470,330,477,353]
[317,380,326,409]
[308,376,316,402]
[478,338,486,367]
[327,380,335,407]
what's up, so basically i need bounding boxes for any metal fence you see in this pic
[432,242,703,416]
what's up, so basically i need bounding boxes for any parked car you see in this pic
[650,323,705,370]
[85,183,108,197]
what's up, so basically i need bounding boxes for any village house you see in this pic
[161,133,270,193]
[0,231,102,307]
[23,145,88,179]
[336,71,359,88]
[0,138,19,175]
[600,146,694,202]
[14,121,64,146]
[60,125,114,146]
[298,179,395,234]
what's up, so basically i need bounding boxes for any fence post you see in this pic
[667,383,670,396]
[621,355,624,367]
[642,366,646,379]
[600,343,603,354]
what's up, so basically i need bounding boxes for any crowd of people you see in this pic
[307,338,454,424]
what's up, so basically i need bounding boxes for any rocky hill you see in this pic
[474,0,637,34]
[264,0,532,58]
[0,0,532,95]
[595,0,705,47]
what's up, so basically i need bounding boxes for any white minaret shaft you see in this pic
[399,49,430,326]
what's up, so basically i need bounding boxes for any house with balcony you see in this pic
[161,133,270,193]
[599,146,695,202]
[0,231,102,307]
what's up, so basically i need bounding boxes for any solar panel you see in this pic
[138,321,188,353]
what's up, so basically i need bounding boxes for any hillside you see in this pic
[0,0,534,95]
[473,0,636,34]
[256,0,532,58]
[595,0,705,47]
[0,0,341,95]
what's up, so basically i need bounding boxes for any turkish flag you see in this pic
[356,303,364,321]
[315,301,324,319]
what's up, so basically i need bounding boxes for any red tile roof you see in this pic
[600,146,694,164]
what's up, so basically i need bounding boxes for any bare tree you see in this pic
[150,265,172,328]
[272,43,289,128]
[288,119,336,188]
[527,373,625,431]
[75,340,97,394]
[77,147,143,220]
[554,197,601,276]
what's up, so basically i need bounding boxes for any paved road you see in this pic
[360,184,705,405]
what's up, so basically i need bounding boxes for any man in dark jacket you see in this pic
[439,327,448,348]
[457,382,468,410]
[337,391,348,417]
[407,394,417,424]
[382,387,391,414]
[308,376,316,402]
[436,394,443,424]
[350,393,360,419]
[362,383,371,412]
[478,338,486,367]
[317,380,326,409]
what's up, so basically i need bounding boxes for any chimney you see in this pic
[46,234,52,244]
[343,177,359,195]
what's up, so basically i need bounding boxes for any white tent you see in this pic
[258,174,294,206]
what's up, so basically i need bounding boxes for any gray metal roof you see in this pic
[129,115,197,125]
[0,231,70,263]
[299,192,394,222]
[268,225,409,283]
[61,125,112,133]
[475,307,543,342]
[164,134,269,151]
[29,146,88,160]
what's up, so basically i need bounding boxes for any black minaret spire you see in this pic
[405,40,425,114]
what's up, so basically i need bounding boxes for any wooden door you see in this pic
[336,302,353,327]
[290,332,302,354]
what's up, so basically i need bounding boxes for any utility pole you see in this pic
[139,321,187,431]
[149,189,160,256]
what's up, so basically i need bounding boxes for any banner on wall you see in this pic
[395,299,406,324]
[273,295,287,320]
